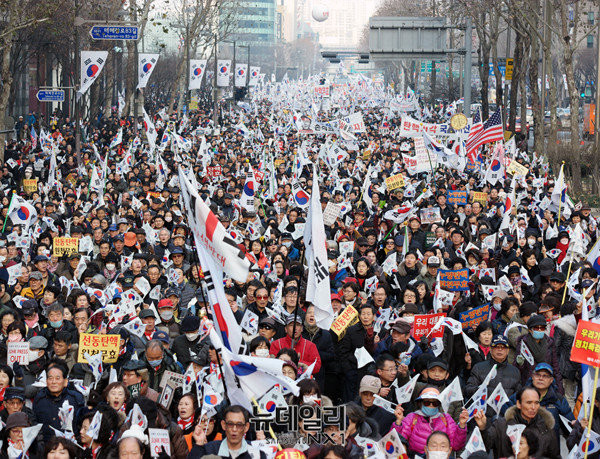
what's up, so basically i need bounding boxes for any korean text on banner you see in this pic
[330,305,359,337]
[412,313,446,341]
[77,333,120,363]
[53,237,79,257]
[439,269,470,291]
[447,190,468,206]
[571,320,600,367]
[459,304,490,331]
[385,174,405,191]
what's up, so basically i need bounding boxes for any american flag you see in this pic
[466,109,503,157]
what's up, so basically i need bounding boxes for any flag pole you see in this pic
[251,397,282,450]
[584,366,600,459]
[2,191,15,233]
[556,162,565,225]
[561,241,576,305]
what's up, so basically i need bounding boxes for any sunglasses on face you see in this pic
[255,295,269,300]
[422,400,440,407]
[259,325,273,330]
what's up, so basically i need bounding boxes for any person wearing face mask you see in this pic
[492,297,519,337]
[155,298,180,342]
[21,300,42,338]
[143,339,181,392]
[41,303,78,348]
[515,314,563,393]
[14,335,48,399]
[507,302,538,365]
[392,387,468,456]
[280,233,299,261]
[172,316,209,368]
[555,230,570,265]
[102,252,119,282]
[424,431,453,459]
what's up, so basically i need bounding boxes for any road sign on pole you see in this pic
[89,26,139,40]
[36,90,65,102]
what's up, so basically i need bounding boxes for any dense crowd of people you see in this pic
[0,76,595,459]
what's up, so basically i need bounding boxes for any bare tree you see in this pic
[166,0,239,114]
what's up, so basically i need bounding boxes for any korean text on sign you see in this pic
[53,237,79,257]
[385,174,405,191]
[571,320,600,367]
[330,305,358,337]
[78,333,120,363]
[412,313,446,341]
[447,190,468,206]
[459,304,490,331]
[438,269,470,291]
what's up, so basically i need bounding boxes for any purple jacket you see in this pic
[391,410,467,454]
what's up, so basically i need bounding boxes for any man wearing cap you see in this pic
[549,271,566,297]
[507,301,538,364]
[156,298,180,341]
[172,316,210,368]
[515,314,562,392]
[357,375,396,436]
[55,252,81,281]
[502,362,574,442]
[20,270,45,300]
[417,256,441,290]
[466,335,522,400]
[270,315,321,374]
[122,359,159,402]
[0,387,34,424]
[374,318,422,361]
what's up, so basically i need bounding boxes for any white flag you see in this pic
[178,167,250,282]
[87,411,103,440]
[487,382,510,414]
[217,59,231,87]
[378,428,407,458]
[440,376,463,412]
[460,427,485,458]
[138,53,159,89]
[189,59,207,90]
[142,108,158,153]
[506,424,526,457]
[395,374,420,404]
[78,51,108,97]
[235,63,248,87]
[249,66,261,86]
[303,165,334,329]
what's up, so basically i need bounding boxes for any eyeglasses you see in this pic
[533,372,553,379]
[422,400,440,407]
[224,421,246,430]
[255,295,269,300]
[531,326,546,331]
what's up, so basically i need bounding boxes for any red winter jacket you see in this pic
[270,335,322,374]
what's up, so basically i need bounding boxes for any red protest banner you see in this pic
[207,166,222,179]
[411,313,446,341]
[571,320,600,367]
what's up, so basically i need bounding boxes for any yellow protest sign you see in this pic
[77,333,120,363]
[23,179,38,194]
[471,191,488,205]
[362,150,372,161]
[505,58,514,80]
[53,237,79,257]
[385,174,405,191]
[189,96,199,110]
[507,159,529,177]
[331,305,359,337]
[274,159,285,167]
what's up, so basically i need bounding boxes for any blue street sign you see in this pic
[36,90,65,102]
[89,26,139,40]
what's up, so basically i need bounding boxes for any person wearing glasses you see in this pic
[501,363,574,443]
[391,387,468,456]
[515,315,563,393]
[188,405,266,459]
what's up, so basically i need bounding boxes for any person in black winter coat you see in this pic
[171,316,210,368]
[33,360,86,441]
[476,387,560,459]
[466,335,522,400]
[568,395,600,459]
[337,305,378,402]
[502,364,574,442]
[301,305,337,397]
